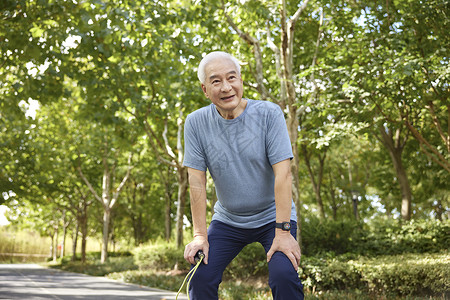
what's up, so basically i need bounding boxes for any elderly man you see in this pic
[183,51,304,299]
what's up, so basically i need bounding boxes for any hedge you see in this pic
[300,252,450,297]
[302,218,449,256]
[134,242,186,270]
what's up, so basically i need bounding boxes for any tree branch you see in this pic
[405,119,450,172]
[289,0,311,29]
[266,20,286,108]
[426,100,449,152]
[176,104,184,163]
[309,8,324,102]
[111,153,133,208]
[163,117,177,159]
[221,0,273,101]
[419,142,450,173]
[77,166,102,203]
[143,119,177,167]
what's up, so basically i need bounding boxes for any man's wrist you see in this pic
[275,221,291,231]
[193,233,207,239]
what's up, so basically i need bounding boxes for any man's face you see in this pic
[201,58,244,118]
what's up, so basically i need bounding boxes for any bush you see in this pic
[108,269,185,292]
[50,255,138,277]
[225,242,268,279]
[133,242,186,270]
[301,216,365,255]
[134,240,269,279]
[300,252,450,297]
[301,217,449,256]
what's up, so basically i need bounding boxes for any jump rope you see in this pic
[175,250,205,300]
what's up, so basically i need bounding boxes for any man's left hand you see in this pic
[266,231,301,271]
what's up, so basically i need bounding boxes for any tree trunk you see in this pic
[61,210,70,258]
[390,149,412,220]
[434,198,444,221]
[101,208,111,263]
[165,195,172,242]
[210,182,217,217]
[80,205,88,264]
[161,167,173,242]
[347,160,359,221]
[49,233,54,260]
[287,110,302,241]
[78,150,132,264]
[176,167,188,248]
[53,224,58,262]
[378,126,412,220]
[71,222,79,262]
[328,171,338,220]
[302,145,327,220]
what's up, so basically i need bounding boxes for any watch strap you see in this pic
[275,222,291,231]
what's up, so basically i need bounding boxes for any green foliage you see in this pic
[300,252,450,297]
[133,242,186,270]
[1,2,449,299]
[302,216,364,256]
[300,255,362,291]
[359,219,450,255]
[50,236,449,299]
[108,269,186,292]
[302,217,449,256]
[218,281,271,300]
[51,253,137,277]
[133,241,268,278]
[224,242,268,279]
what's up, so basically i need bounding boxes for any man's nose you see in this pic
[221,80,232,92]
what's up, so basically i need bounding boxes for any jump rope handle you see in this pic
[194,250,205,264]
[175,250,205,300]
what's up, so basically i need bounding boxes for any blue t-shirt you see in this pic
[183,99,297,228]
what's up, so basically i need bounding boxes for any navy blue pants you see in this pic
[188,220,304,299]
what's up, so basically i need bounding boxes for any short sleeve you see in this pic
[183,114,207,171]
[266,105,293,165]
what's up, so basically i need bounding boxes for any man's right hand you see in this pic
[184,235,209,265]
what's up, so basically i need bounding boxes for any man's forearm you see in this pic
[188,169,208,237]
[273,160,293,224]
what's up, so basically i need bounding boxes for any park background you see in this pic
[1,0,449,299]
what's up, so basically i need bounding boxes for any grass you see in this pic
[0,225,110,263]
[0,228,50,257]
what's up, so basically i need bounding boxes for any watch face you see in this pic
[283,222,291,230]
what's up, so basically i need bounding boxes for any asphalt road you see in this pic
[0,264,188,300]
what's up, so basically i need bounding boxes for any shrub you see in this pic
[134,240,269,279]
[301,216,365,256]
[359,219,450,256]
[300,252,450,297]
[302,217,449,256]
[50,255,137,276]
[133,242,186,270]
[225,242,268,279]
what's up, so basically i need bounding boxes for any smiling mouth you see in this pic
[221,95,235,101]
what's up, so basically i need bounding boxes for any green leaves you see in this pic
[29,25,44,38]
[1,0,448,249]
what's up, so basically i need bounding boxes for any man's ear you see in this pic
[201,84,208,98]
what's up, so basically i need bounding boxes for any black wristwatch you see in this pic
[275,222,291,231]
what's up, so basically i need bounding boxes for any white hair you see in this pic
[197,51,241,84]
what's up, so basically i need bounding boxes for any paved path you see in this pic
[0,264,187,300]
